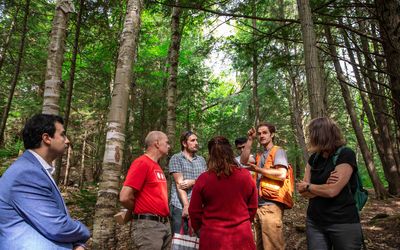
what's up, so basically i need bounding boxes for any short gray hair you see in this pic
[144,131,167,149]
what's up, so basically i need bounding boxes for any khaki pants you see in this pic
[254,203,285,250]
[132,219,171,250]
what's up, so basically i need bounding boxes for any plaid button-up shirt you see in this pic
[169,151,206,209]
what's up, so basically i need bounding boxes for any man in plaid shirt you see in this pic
[169,131,206,234]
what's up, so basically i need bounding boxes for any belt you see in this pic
[133,214,169,224]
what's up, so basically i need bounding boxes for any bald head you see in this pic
[144,131,168,149]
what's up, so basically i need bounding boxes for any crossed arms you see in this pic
[297,163,353,198]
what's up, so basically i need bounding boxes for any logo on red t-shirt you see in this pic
[154,170,166,181]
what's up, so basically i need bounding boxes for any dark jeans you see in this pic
[170,205,189,234]
[306,218,362,250]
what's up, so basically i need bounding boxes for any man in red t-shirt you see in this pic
[120,131,171,249]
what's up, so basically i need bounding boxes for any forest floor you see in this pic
[64,186,400,249]
[284,193,400,250]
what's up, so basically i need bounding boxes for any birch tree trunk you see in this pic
[325,26,387,199]
[296,0,326,118]
[0,0,30,145]
[166,0,183,149]
[92,0,142,248]
[53,0,84,183]
[42,0,74,115]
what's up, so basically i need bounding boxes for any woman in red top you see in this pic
[189,136,258,250]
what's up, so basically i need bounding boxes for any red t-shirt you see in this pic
[123,155,169,217]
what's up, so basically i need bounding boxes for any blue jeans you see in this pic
[170,205,189,234]
[306,218,362,250]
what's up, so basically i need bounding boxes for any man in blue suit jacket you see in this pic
[0,114,90,250]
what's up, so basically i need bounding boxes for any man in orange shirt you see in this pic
[241,123,289,250]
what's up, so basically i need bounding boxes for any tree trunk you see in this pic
[375,0,400,129]
[166,0,183,149]
[140,89,147,147]
[370,21,400,172]
[325,26,387,199]
[63,145,72,185]
[280,0,308,165]
[79,130,87,188]
[53,0,84,184]
[288,74,309,166]
[0,0,30,145]
[92,0,142,248]
[344,27,389,173]
[252,0,259,126]
[64,0,84,131]
[42,0,74,115]
[358,21,400,195]
[85,141,94,183]
[93,121,106,183]
[296,0,326,118]
[295,148,302,180]
[284,44,308,165]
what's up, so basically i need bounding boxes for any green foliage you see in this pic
[65,186,97,227]
[0,139,23,176]
[0,0,396,195]
[0,139,23,158]
[0,166,5,176]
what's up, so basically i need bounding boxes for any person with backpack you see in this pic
[241,122,291,250]
[296,117,363,250]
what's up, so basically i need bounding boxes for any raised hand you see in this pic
[247,127,257,140]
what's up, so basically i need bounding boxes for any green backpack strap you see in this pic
[332,146,345,166]
[332,146,368,211]
[312,146,344,167]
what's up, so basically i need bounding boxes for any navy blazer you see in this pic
[0,151,90,250]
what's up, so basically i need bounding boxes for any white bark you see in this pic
[42,0,74,115]
[92,0,142,248]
